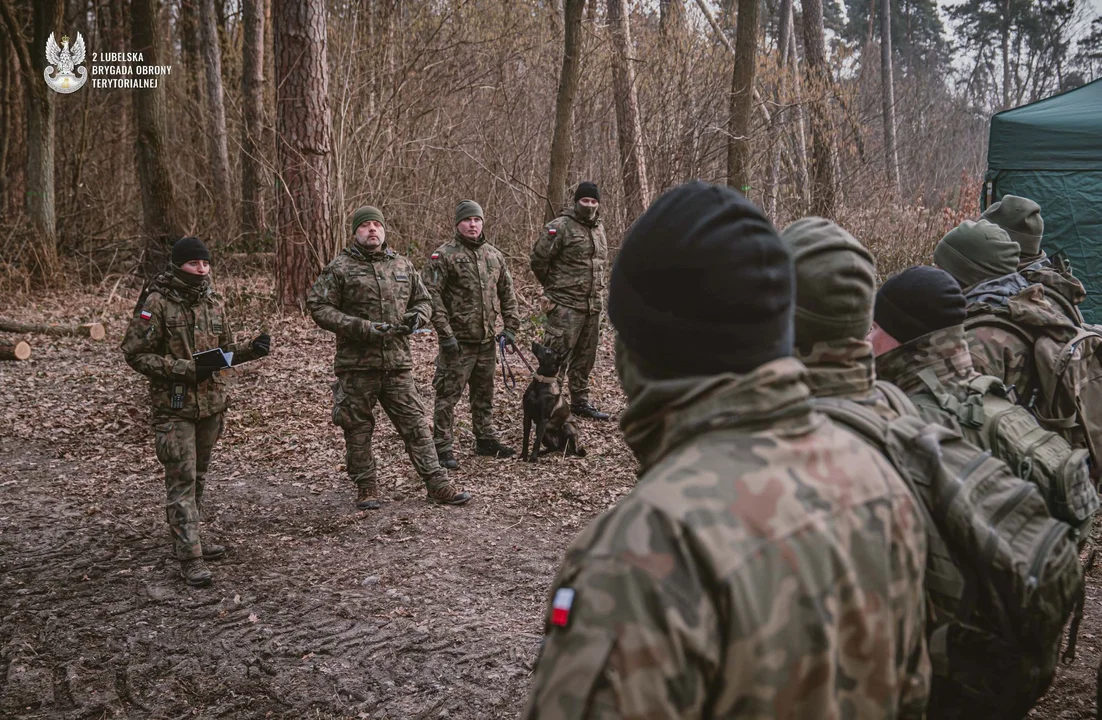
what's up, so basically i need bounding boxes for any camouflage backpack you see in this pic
[965,310,1102,479]
[909,368,1098,539]
[812,382,1083,719]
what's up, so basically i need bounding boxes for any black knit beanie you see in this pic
[171,236,210,266]
[608,180,794,376]
[875,265,967,345]
[574,181,599,203]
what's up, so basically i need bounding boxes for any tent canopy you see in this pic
[984,80,1102,322]
[988,79,1102,171]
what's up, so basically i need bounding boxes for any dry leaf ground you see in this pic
[0,271,1098,719]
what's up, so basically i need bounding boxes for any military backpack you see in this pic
[965,310,1102,479]
[812,382,1083,720]
[909,369,1098,539]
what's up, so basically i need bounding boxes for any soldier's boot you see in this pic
[427,482,472,506]
[437,450,459,470]
[202,544,227,561]
[356,480,382,511]
[571,400,610,421]
[180,558,213,587]
[475,438,516,459]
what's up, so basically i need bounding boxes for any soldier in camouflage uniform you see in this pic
[424,200,521,469]
[983,194,1087,325]
[525,183,930,718]
[530,181,610,420]
[307,206,472,510]
[121,236,271,587]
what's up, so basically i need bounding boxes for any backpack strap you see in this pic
[915,369,986,428]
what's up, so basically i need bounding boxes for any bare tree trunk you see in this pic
[800,0,837,218]
[131,0,187,276]
[273,0,333,310]
[880,0,901,197]
[0,38,10,211]
[545,0,585,222]
[0,0,61,277]
[200,0,233,238]
[787,23,811,210]
[765,0,793,217]
[727,0,760,194]
[607,0,649,220]
[241,0,266,243]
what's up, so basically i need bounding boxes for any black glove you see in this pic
[402,312,422,333]
[497,330,517,348]
[440,335,460,358]
[196,364,217,383]
[251,333,271,358]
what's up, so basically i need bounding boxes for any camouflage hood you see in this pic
[616,340,813,472]
[968,281,1079,344]
[148,268,215,306]
[876,324,977,395]
[563,203,601,228]
[795,336,877,401]
[963,272,1031,309]
[345,240,392,262]
[1021,257,1087,310]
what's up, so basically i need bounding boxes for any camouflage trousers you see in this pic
[153,413,224,561]
[433,340,499,454]
[332,370,449,493]
[542,304,601,404]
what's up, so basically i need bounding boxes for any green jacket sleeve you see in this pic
[307,264,369,341]
[497,253,521,335]
[120,295,194,382]
[406,265,434,329]
[530,224,560,288]
[423,253,456,340]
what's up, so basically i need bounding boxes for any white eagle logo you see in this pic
[44,32,87,94]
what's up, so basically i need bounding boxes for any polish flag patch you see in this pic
[547,228,557,235]
[431,252,440,259]
[139,310,152,321]
[550,587,575,627]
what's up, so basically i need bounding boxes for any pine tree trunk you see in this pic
[200,0,233,238]
[607,0,650,221]
[1001,0,1011,109]
[787,23,811,210]
[241,0,266,243]
[0,0,63,276]
[800,0,837,218]
[727,0,760,195]
[765,0,793,217]
[880,0,901,197]
[273,0,334,310]
[131,0,186,276]
[545,0,585,222]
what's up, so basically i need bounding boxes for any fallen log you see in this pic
[0,319,105,341]
[0,341,31,361]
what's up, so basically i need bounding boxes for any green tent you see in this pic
[983,78,1102,322]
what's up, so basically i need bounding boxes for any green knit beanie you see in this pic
[455,199,484,226]
[933,219,1020,289]
[781,217,877,348]
[351,206,385,233]
[981,195,1043,257]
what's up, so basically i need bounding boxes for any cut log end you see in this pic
[81,322,106,341]
[0,341,31,361]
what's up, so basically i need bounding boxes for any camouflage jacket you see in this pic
[524,349,930,719]
[964,279,1076,405]
[306,242,432,372]
[121,271,256,421]
[424,233,520,344]
[876,324,984,427]
[1020,256,1086,326]
[530,206,608,313]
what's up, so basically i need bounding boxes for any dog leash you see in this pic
[498,335,533,392]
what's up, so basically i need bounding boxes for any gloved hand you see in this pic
[440,335,460,359]
[497,330,517,348]
[402,311,422,333]
[251,333,271,358]
[358,319,393,339]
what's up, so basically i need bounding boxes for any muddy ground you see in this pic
[1,276,1099,719]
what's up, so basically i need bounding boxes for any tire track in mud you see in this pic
[0,436,558,719]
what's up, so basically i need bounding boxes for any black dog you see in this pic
[521,342,586,463]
